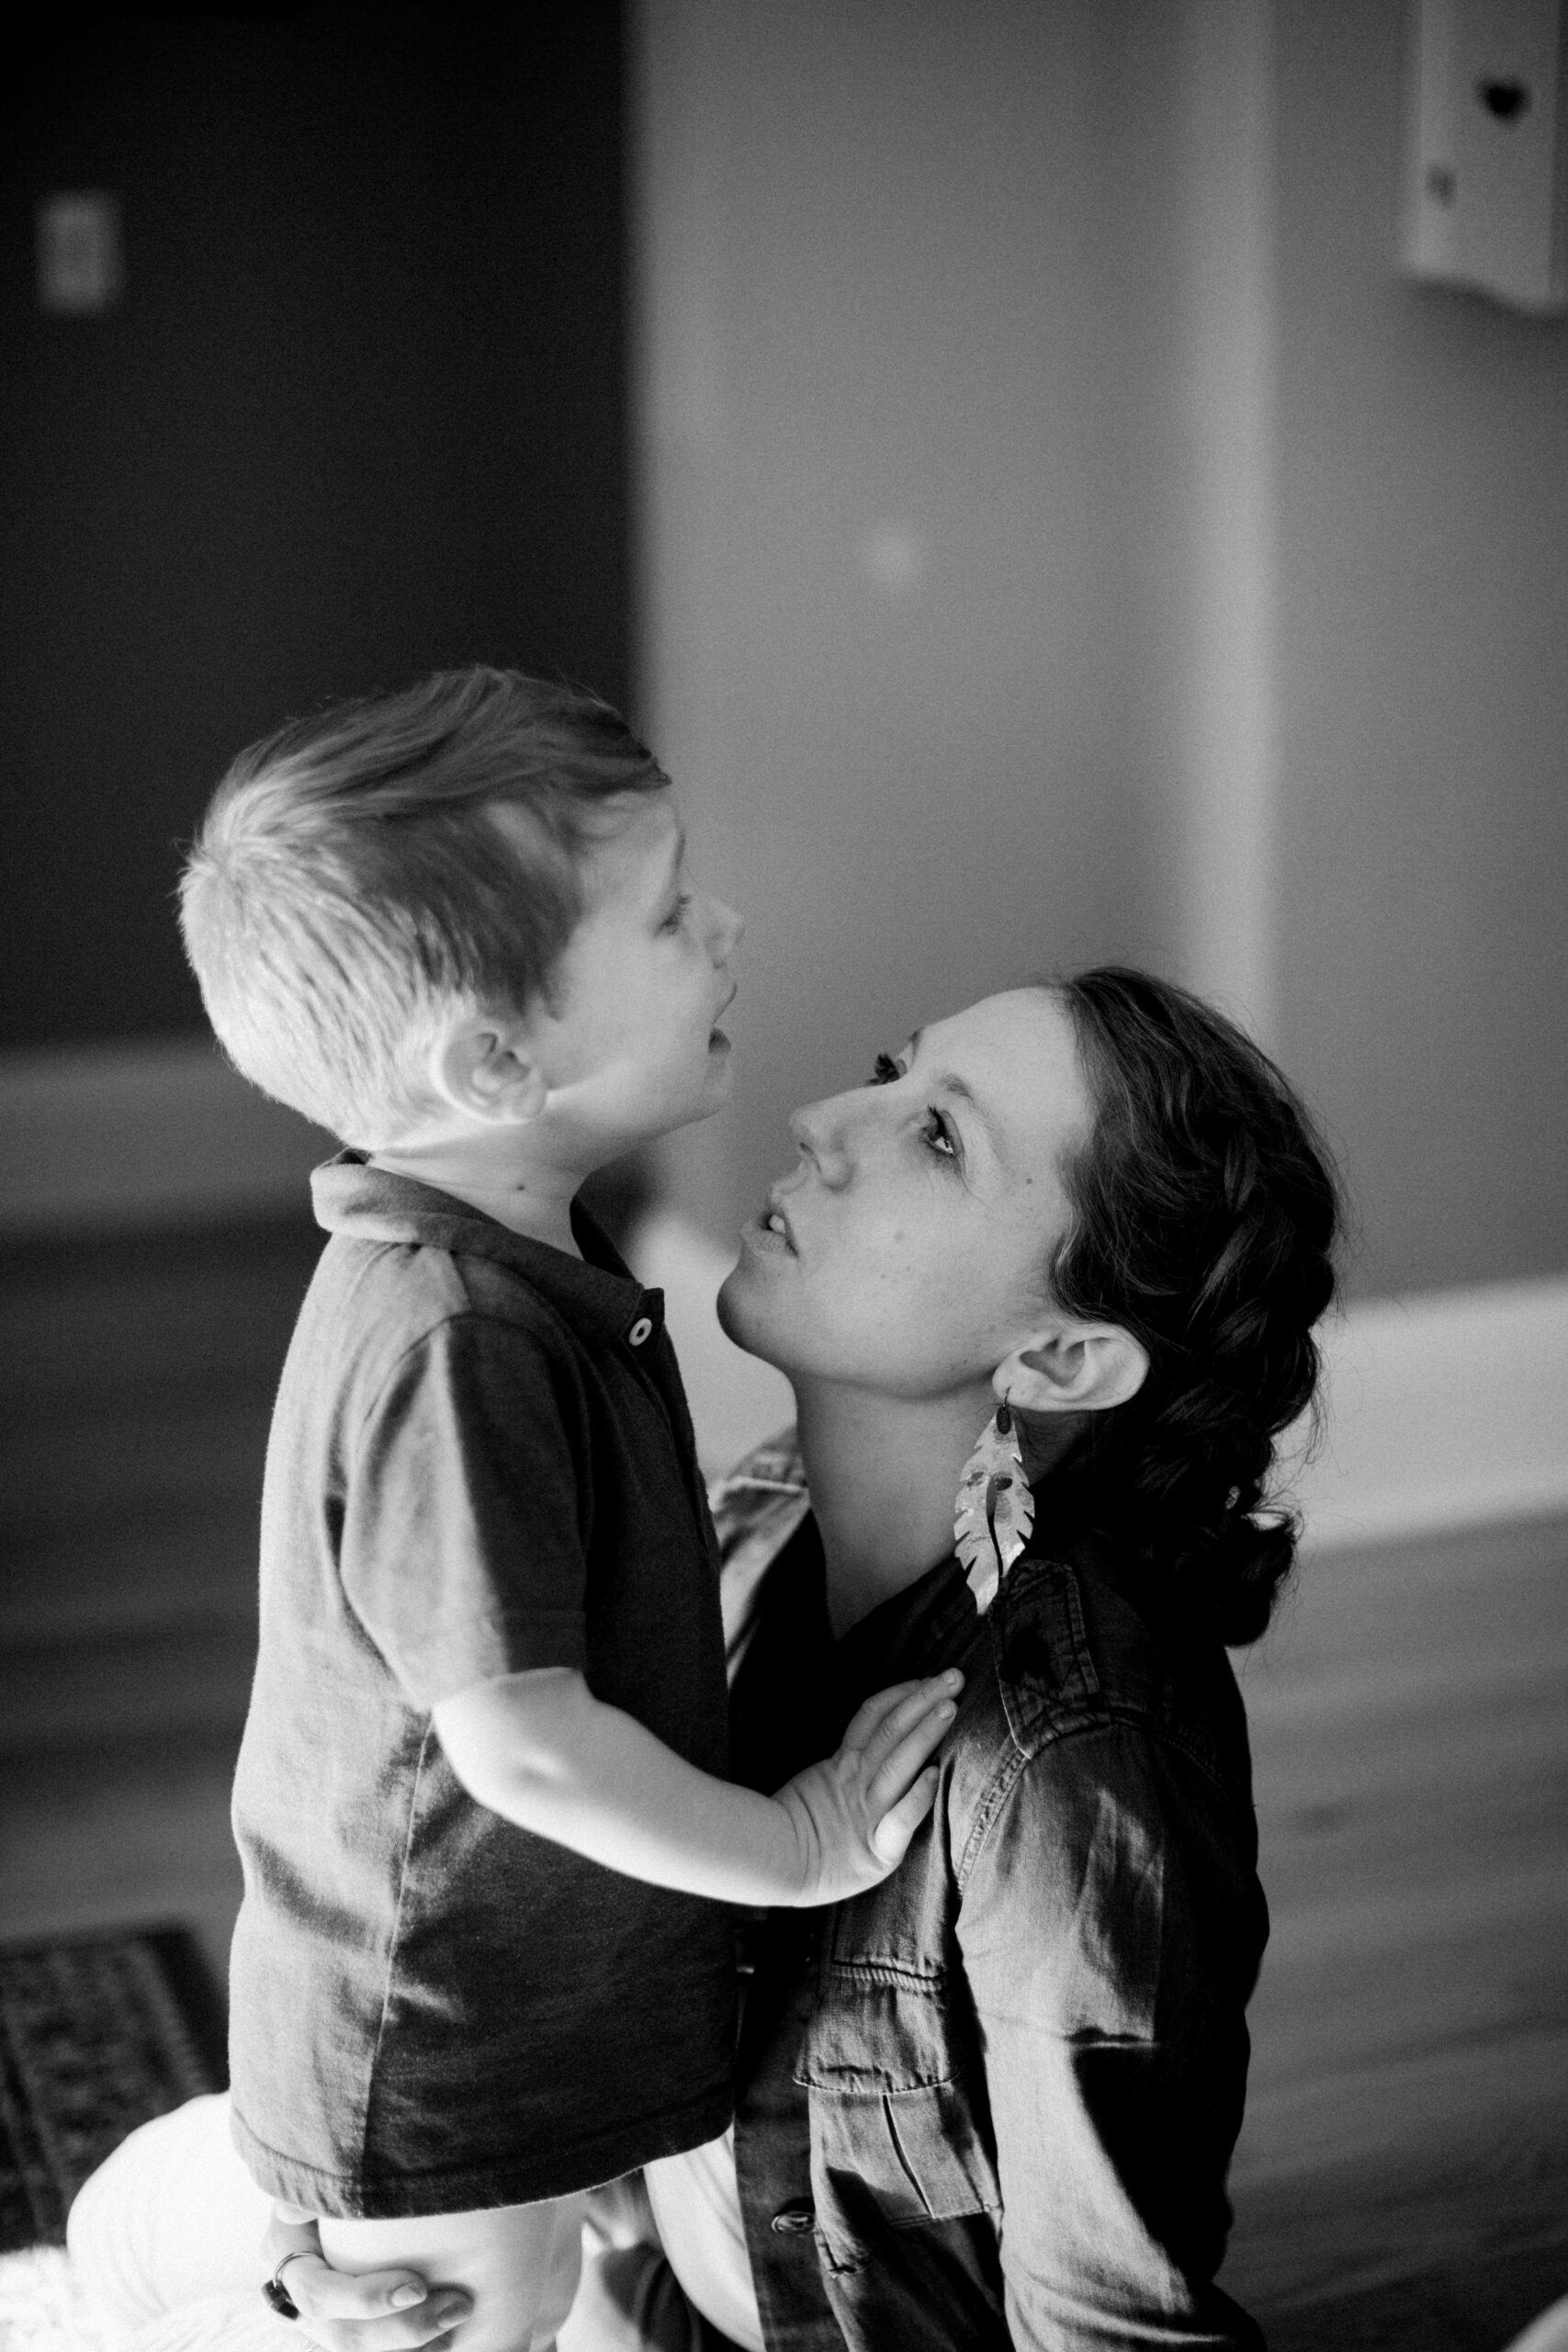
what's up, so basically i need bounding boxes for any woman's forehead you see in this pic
[913,987,1079,1090]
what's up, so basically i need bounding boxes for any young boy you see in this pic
[177,668,957,2351]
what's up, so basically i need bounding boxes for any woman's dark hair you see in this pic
[1047,967,1342,1645]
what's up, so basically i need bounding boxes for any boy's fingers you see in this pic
[870,1765,940,1864]
[856,1677,962,1785]
[837,1679,930,1753]
[864,1701,955,1818]
[842,1673,963,1766]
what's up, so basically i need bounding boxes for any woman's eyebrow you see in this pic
[936,1071,998,1148]
[905,1034,1004,1159]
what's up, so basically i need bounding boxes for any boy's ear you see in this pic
[430,1013,547,1125]
[994,1317,1148,1418]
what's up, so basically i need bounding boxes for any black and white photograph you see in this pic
[2,6,1565,2350]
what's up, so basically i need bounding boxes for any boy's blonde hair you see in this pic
[178,667,667,1145]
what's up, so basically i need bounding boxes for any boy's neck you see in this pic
[367,1135,585,1258]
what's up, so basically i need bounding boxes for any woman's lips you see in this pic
[744,1196,796,1255]
[767,1190,799,1248]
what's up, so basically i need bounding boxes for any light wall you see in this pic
[630,0,1195,1237]
[1271,1,1568,1295]
[629,0,1568,1306]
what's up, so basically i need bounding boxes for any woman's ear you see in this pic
[994,1317,1148,1417]
[430,1013,547,1125]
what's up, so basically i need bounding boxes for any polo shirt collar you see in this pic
[310,1151,663,1350]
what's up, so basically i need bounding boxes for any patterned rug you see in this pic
[0,1931,226,2253]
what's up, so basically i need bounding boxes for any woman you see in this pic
[72,968,1338,2351]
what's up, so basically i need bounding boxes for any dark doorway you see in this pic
[3,6,631,1051]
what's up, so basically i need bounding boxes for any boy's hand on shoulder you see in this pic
[772,1671,962,1905]
[430,1657,959,1911]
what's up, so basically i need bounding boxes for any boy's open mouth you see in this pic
[710,983,738,1050]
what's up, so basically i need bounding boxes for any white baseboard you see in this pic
[1291,1277,1568,1552]
[0,1036,332,1236]
[4,1043,1564,1550]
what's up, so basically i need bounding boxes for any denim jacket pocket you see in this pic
[793,1962,1001,2274]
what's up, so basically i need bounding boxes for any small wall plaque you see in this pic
[1403,0,1568,311]
[37,192,123,317]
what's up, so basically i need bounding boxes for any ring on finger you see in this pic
[262,2249,313,2322]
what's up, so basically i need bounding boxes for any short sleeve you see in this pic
[339,1312,589,1706]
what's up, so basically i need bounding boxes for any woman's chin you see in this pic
[716,1255,787,1359]
[715,1262,755,1344]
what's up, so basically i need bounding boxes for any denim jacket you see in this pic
[710,1435,1268,2352]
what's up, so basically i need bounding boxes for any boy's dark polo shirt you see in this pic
[228,1156,736,2219]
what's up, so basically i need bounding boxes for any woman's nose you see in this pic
[788,1098,852,1186]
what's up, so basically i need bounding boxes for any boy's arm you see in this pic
[431,1665,962,1907]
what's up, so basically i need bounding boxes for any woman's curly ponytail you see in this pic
[1049,968,1342,1645]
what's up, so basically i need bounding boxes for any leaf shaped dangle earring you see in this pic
[953,1399,1034,1617]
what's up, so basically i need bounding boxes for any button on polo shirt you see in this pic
[228,1156,736,2219]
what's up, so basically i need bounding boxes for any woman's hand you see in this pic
[772,1670,962,1905]
[264,2206,471,2348]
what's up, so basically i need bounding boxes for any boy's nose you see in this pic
[708,897,743,961]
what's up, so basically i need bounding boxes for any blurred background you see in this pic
[1,4,1564,2346]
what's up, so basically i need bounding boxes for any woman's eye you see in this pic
[660,893,693,933]
[869,1051,956,1159]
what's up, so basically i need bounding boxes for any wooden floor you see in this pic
[1221,1513,1568,2345]
[0,1218,317,1978]
[2,1220,1565,2348]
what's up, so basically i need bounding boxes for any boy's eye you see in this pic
[660,892,693,933]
